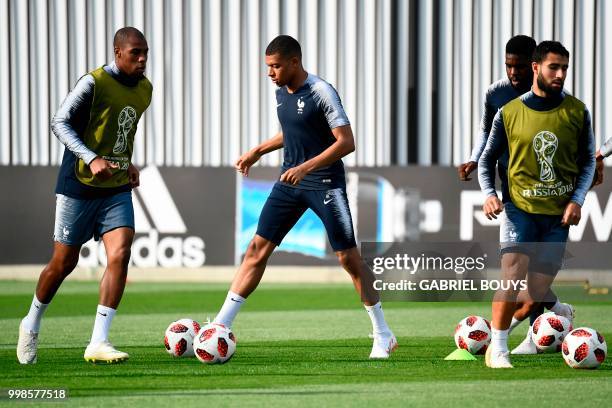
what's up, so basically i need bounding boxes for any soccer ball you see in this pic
[193,323,236,364]
[531,312,572,353]
[454,315,491,355]
[164,318,201,357]
[562,327,607,369]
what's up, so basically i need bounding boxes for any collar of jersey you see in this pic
[102,61,142,88]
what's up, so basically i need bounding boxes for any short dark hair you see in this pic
[505,35,536,58]
[113,27,146,48]
[533,40,570,63]
[265,35,302,59]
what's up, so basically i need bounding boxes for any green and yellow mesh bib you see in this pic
[76,67,152,188]
[503,95,584,215]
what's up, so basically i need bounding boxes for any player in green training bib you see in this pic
[478,41,595,368]
[75,66,152,188]
[17,27,152,366]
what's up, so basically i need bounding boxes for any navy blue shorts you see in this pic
[499,201,569,274]
[53,192,134,246]
[256,183,357,251]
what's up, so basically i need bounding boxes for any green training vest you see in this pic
[503,95,584,215]
[75,66,153,188]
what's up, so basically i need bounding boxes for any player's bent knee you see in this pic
[107,247,132,267]
[50,253,80,275]
[244,239,272,267]
[336,248,360,272]
[336,251,350,268]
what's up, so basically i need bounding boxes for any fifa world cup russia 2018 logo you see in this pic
[113,106,137,154]
[533,131,558,182]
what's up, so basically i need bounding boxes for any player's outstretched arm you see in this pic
[235,131,284,177]
[280,125,354,185]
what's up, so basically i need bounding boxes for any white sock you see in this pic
[21,295,49,333]
[364,302,391,335]
[508,317,522,334]
[213,291,246,328]
[491,328,509,352]
[90,305,116,345]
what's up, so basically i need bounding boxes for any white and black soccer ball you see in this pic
[454,315,491,355]
[531,312,572,353]
[562,327,607,369]
[193,323,236,364]
[164,318,201,357]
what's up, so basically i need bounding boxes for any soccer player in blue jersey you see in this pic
[458,35,536,182]
[213,35,397,359]
[458,35,574,355]
[16,27,152,364]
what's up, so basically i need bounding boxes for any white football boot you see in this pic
[485,346,513,368]
[511,326,538,355]
[84,341,129,364]
[554,302,575,322]
[17,322,39,364]
[369,331,398,359]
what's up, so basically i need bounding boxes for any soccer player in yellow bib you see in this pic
[17,27,152,364]
[460,36,576,355]
[478,41,595,368]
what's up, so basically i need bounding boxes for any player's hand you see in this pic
[483,196,504,220]
[89,157,119,181]
[280,165,308,185]
[591,151,604,187]
[127,163,140,188]
[458,161,478,181]
[561,202,581,226]
[235,150,261,177]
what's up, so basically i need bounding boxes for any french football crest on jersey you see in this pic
[297,98,305,114]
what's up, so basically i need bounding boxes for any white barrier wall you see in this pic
[0,0,610,167]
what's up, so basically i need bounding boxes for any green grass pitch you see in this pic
[0,281,611,407]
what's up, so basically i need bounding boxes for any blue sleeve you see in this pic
[478,109,508,197]
[50,75,97,165]
[571,109,596,206]
[312,82,350,129]
[469,95,497,163]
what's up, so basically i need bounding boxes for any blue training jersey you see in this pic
[276,73,350,190]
